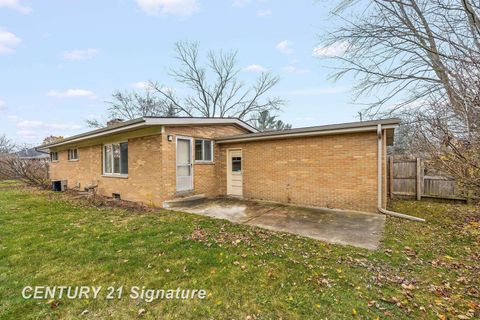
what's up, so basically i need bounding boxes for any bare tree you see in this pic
[0,134,17,154]
[411,94,480,194]
[85,118,105,129]
[253,110,292,131]
[149,41,285,121]
[108,90,178,119]
[0,135,49,187]
[0,155,49,187]
[42,135,64,145]
[86,90,178,128]
[322,0,479,115]
[321,0,480,196]
[87,42,284,128]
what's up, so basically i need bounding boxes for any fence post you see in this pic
[388,156,394,199]
[416,158,422,200]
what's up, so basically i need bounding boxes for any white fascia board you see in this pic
[37,122,148,151]
[145,118,258,133]
[37,117,258,151]
[216,125,398,144]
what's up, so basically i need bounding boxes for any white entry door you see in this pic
[176,137,193,192]
[227,149,243,196]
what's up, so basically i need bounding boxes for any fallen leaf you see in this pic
[402,283,415,290]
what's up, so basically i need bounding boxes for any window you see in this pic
[68,148,78,161]
[103,142,128,175]
[232,156,242,172]
[50,152,58,161]
[194,139,213,162]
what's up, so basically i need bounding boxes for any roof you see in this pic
[216,118,400,144]
[37,117,258,150]
[15,147,50,159]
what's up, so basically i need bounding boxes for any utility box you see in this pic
[52,180,67,192]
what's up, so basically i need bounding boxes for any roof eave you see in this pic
[216,123,399,144]
[36,117,258,151]
[144,117,258,133]
[37,119,148,151]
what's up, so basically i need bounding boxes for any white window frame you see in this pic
[231,156,242,173]
[67,148,78,161]
[194,139,214,163]
[50,151,59,162]
[102,141,128,177]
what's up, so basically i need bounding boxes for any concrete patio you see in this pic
[174,198,385,250]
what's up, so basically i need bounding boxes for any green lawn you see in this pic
[0,184,478,319]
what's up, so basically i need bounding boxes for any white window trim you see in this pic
[51,151,59,162]
[68,148,78,161]
[231,156,242,173]
[102,141,128,177]
[194,139,214,163]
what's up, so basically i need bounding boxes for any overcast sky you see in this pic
[0,0,360,144]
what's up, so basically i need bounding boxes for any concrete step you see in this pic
[163,194,206,208]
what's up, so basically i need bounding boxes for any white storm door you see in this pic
[227,149,243,196]
[176,137,193,192]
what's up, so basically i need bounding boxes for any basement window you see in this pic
[194,139,213,162]
[68,148,78,161]
[50,152,58,162]
[103,142,128,176]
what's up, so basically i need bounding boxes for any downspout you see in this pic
[377,124,425,222]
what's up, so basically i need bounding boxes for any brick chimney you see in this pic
[106,118,124,126]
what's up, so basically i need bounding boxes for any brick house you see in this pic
[37,117,399,213]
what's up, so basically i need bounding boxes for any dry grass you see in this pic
[0,184,478,319]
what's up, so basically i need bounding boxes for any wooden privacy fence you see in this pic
[387,157,465,201]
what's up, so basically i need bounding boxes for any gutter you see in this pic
[145,117,258,133]
[36,120,148,151]
[377,124,425,222]
[216,124,398,144]
[34,148,50,155]
[36,117,258,151]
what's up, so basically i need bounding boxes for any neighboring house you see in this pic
[16,147,50,160]
[37,117,399,213]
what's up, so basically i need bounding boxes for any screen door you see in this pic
[176,137,193,191]
[227,149,243,196]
